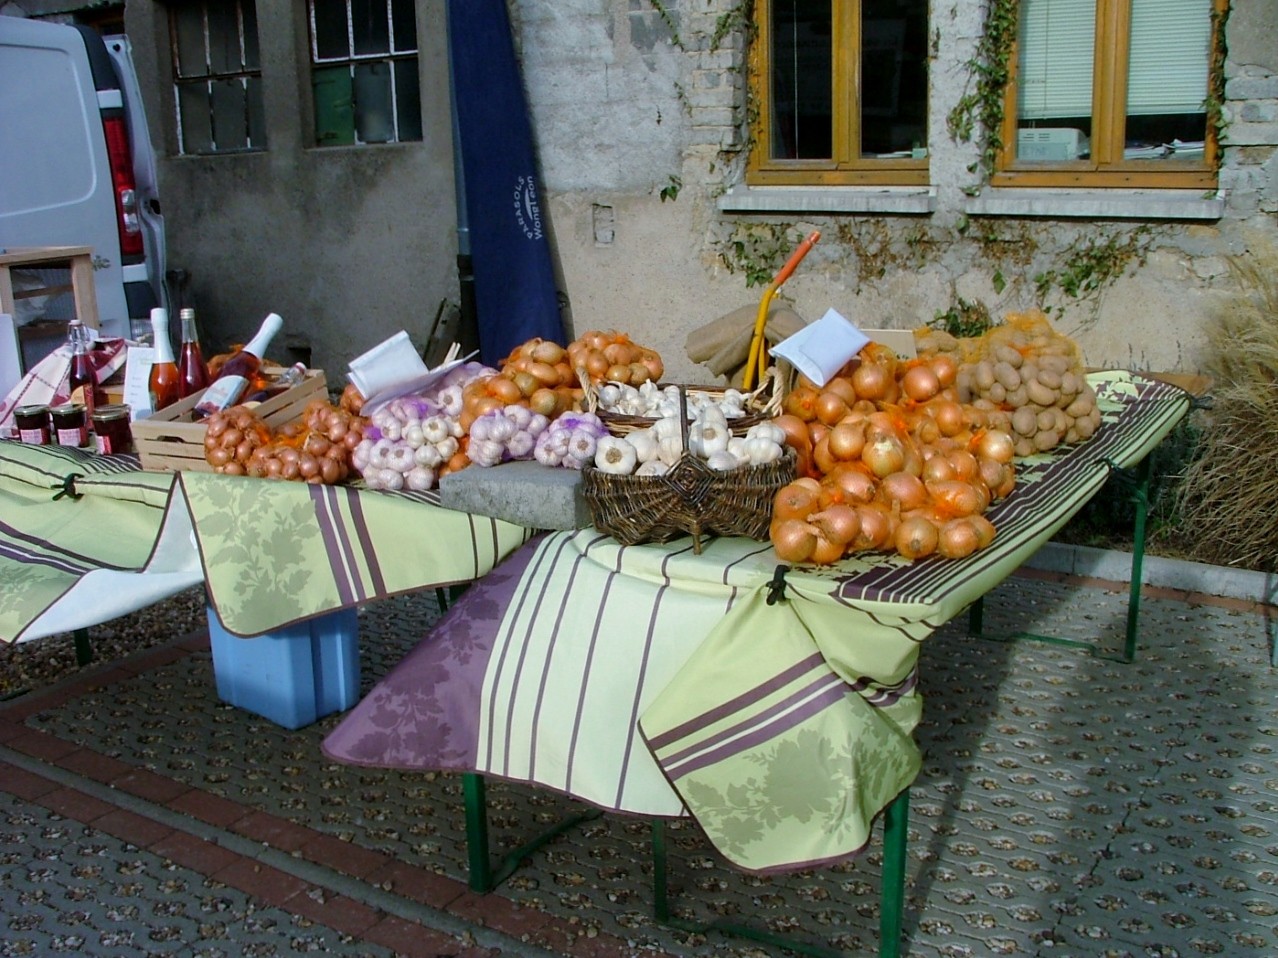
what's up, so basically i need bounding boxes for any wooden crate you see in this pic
[133,369,328,473]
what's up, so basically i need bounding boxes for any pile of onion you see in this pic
[565,329,664,387]
[203,405,273,476]
[202,400,365,483]
[768,345,1016,565]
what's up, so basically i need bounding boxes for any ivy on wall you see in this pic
[945,0,1019,182]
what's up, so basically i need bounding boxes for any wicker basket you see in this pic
[581,386,795,554]
[582,367,784,438]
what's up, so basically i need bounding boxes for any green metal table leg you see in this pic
[650,795,910,958]
[651,819,670,923]
[462,771,602,894]
[879,788,909,958]
[462,773,493,892]
[1121,455,1153,664]
[73,627,92,666]
[968,595,984,636]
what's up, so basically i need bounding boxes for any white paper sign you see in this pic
[769,308,870,387]
[123,345,155,420]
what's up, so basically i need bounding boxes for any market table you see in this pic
[321,370,1194,957]
[0,442,531,646]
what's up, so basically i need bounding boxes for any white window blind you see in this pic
[1127,0,1211,116]
[1017,0,1211,121]
[1017,0,1095,120]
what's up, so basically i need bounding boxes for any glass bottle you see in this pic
[194,312,284,418]
[177,307,210,398]
[65,320,105,421]
[147,308,181,412]
[244,362,307,403]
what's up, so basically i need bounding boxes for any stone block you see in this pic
[439,460,590,531]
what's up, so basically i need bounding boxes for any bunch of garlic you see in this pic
[596,381,751,421]
[592,407,786,477]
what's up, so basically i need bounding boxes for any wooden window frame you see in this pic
[747,0,929,187]
[992,0,1227,189]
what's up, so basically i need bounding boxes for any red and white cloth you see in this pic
[0,337,129,436]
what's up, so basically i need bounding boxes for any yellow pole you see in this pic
[742,230,820,390]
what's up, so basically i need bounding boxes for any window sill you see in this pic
[717,185,936,215]
[964,189,1226,221]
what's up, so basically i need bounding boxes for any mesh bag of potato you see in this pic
[916,310,1100,459]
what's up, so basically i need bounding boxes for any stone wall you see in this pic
[517,0,1278,381]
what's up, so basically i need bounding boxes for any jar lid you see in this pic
[49,403,86,415]
[92,403,131,421]
[15,404,50,416]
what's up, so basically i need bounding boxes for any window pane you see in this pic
[211,78,249,151]
[769,0,831,159]
[178,84,213,153]
[314,0,350,59]
[242,1,260,70]
[173,5,207,78]
[313,66,355,145]
[394,58,422,140]
[352,0,390,56]
[391,0,417,52]
[861,0,928,156]
[206,3,241,74]
[1016,0,1095,162]
[1125,0,1210,160]
[354,62,393,142]
[246,75,267,148]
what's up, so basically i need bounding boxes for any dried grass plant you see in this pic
[1172,254,1278,573]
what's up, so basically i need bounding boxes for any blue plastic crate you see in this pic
[207,606,360,729]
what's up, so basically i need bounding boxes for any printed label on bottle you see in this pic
[19,427,49,445]
[195,375,248,415]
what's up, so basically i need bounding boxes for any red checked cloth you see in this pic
[0,337,129,437]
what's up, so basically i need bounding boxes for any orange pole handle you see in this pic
[771,230,821,288]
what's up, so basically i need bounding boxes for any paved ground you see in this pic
[1,567,1275,958]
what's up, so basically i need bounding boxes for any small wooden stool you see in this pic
[0,245,100,329]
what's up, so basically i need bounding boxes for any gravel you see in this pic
[0,586,209,700]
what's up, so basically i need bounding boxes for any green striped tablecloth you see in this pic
[0,443,531,644]
[324,370,1193,873]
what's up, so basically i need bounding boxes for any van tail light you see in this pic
[102,115,144,258]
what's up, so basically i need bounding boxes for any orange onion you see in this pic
[895,514,939,560]
[926,479,983,517]
[827,421,866,461]
[852,362,891,402]
[809,504,861,547]
[852,504,894,551]
[937,517,982,559]
[771,519,818,563]
[901,364,942,403]
[862,436,906,478]
[877,471,929,512]
[773,481,820,522]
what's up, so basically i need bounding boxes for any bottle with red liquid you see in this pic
[177,307,210,398]
[194,312,284,418]
[65,320,106,421]
[148,308,181,412]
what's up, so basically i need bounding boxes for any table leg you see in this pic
[73,627,92,666]
[651,790,910,958]
[879,788,909,958]
[1121,455,1153,664]
[461,771,602,894]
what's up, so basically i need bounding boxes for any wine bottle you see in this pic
[193,312,284,418]
[65,320,105,420]
[177,307,210,398]
[244,362,307,403]
[147,308,181,412]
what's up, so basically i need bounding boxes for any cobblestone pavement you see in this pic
[1,571,1274,958]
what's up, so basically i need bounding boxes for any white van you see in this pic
[0,15,167,355]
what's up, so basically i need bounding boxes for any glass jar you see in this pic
[15,404,51,445]
[92,403,133,455]
[50,403,88,447]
